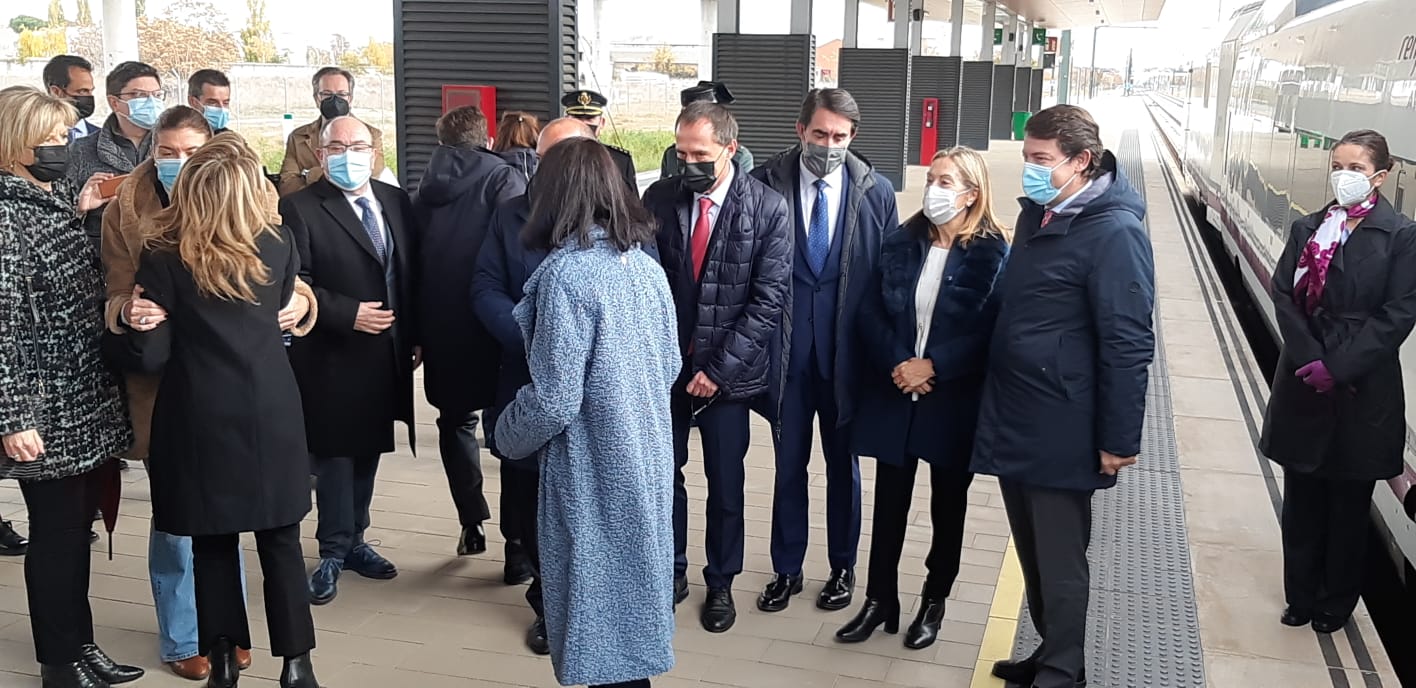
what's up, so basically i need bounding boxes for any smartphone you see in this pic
[97,174,130,199]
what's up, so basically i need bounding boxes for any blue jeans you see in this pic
[149,526,247,662]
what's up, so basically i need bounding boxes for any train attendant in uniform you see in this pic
[561,89,639,196]
[111,134,321,688]
[1260,129,1416,635]
[838,147,1009,650]
[495,137,679,688]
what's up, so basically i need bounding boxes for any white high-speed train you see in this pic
[1150,0,1416,578]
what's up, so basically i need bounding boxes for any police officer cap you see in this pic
[562,89,608,117]
[680,81,735,107]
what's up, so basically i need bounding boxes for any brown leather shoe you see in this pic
[168,656,210,680]
[236,647,252,670]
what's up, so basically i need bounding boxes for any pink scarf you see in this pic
[1293,194,1377,314]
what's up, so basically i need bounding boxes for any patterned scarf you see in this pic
[1293,194,1377,314]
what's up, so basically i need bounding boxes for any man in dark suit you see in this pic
[411,105,526,559]
[278,116,419,606]
[643,103,792,633]
[751,89,898,615]
[471,117,593,655]
[562,89,638,196]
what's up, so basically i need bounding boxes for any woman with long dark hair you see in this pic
[495,137,679,688]
[1261,129,1416,634]
[494,110,542,181]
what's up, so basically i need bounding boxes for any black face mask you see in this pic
[681,158,721,195]
[26,145,69,183]
[319,95,351,120]
[71,95,96,119]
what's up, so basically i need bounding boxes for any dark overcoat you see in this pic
[279,178,419,457]
[1260,196,1416,481]
[853,217,1008,470]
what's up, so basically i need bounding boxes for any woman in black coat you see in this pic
[112,134,321,688]
[837,147,1009,650]
[1260,129,1416,634]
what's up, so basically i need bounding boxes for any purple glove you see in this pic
[1295,360,1335,394]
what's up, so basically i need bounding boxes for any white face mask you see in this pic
[924,185,968,226]
[1331,169,1378,208]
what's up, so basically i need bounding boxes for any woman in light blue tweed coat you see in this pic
[496,138,679,688]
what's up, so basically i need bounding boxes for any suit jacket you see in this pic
[277,116,388,197]
[278,178,419,457]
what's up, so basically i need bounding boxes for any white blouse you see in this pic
[912,246,950,400]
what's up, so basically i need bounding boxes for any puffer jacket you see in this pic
[0,173,130,481]
[643,163,792,400]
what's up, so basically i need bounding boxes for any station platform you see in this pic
[0,98,1399,688]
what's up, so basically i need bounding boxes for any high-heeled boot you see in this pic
[904,596,947,649]
[280,653,322,688]
[207,636,240,688]
[834,597,901,643]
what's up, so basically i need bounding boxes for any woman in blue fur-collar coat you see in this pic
[837,147,1009,651]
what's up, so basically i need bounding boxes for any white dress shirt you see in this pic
[689,162,735,239]
[798,159,845,243]
[912,246,950,401]
[344,187,390,250]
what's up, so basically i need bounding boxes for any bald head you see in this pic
[537,117,593,156]
[320,115,372,148]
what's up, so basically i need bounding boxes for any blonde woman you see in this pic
[109,134,319,688]
[837,147,1010,649]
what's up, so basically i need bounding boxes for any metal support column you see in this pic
[949,0,964,57]
[980,0,996,62]
[910,1,924,56]
[101,0,139,67]
[893,0,913,49]
[1021,19,1034,66]
[999,10,1015,65]
[1058,29,1072,104]
[719,0,740,33]
[843,0,859,48]
[790,0,812,34]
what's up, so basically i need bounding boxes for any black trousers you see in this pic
[313,453,380,561]
[502,467,543,617]
[192,523,315,657]
[435,408,491,527]
[671,396,750,590]
[591,681,649,688]
[1281,471,1373,618]
[866,460,973,603]
[999,480,1092,688]
[20,467,103,664]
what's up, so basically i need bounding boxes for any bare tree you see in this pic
[138,0,240,86]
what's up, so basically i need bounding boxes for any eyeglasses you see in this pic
[322,143,375,155]
[117,90,165,100]
[317,91,352,100]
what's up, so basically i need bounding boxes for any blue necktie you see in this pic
[807,179,830,273]
[355,197,386,261]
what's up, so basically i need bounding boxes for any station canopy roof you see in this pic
[866,0,1168,29]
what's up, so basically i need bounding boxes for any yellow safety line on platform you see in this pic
[969,540,1025,688]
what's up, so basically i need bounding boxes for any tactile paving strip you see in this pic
[1009,130,1207,688]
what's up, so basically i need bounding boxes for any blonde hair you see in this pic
[0,87,76,170]
[930,146,1012,246]
[148,132,281,303]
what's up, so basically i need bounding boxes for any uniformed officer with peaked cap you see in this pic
[660,81,754,180]
[561,89,638,196]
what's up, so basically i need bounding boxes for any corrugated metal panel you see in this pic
[958,61,993,151]
[991,65,1014,140]
[909,56,962,162]
[394,0,576,189]
[1029,69,1043,112]
[713,34,815,162]
[1013,66,1030,113]
[840,48,910,190]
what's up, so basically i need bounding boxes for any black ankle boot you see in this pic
[78,644,143,684]
[280,653,321,688]
[834,597,900,643]
[40,661,109,688]
[207,636,239,688]
[904,597,946,649]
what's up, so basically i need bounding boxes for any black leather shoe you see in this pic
[701,588,736,633]
[1280,606,1312,627]
[279,653,321,688]
[991,655,1038,684]
[79,644,143,684]
[89,531,99,544]
[41,661,109,688]
[756,573,803,612]
[308,557,341,605]
[344,544,398,580]
[527,617,550,655]
[457,524,487,556]
[817,569,855,611]
[1312,613,1348,634]
[674,575,689,605]
[835,598,900,643]
[504,540,534,585]
[904,597,946,649]
[207,636,239,688]
[0,520,27,556]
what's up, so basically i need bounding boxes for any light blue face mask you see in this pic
[325,150,373,191]
[125,96,163,130]
[154,158,184,193]
[202,106,230,132]
[1021,157,1077,206]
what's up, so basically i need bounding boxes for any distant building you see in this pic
[609,43,701,79]
[817,39,840,86]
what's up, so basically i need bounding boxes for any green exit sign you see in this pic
[1033,28,1047,46]
[994,28,1003,45]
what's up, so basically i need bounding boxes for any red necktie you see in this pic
[691,197,713,280]
[1041,210,1055,227]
